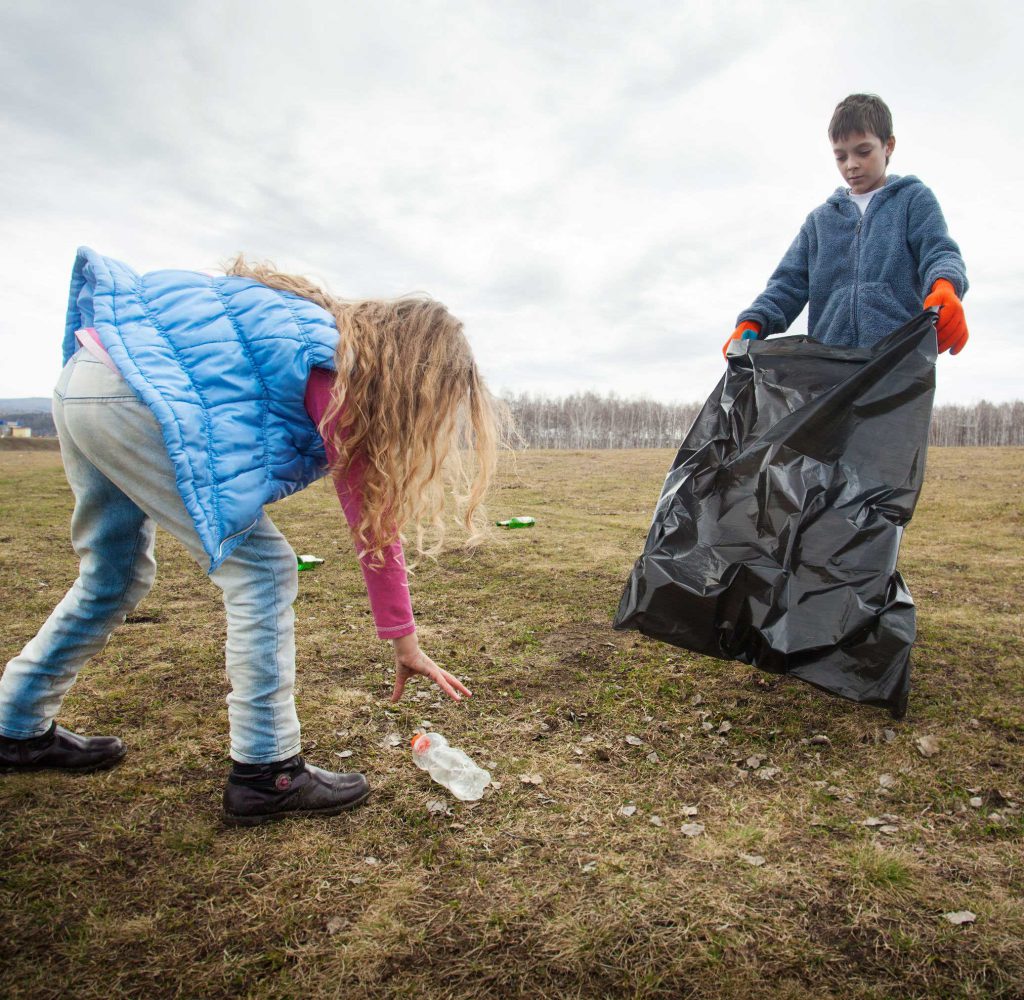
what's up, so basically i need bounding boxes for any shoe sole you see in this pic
[222,786,372,827]
[0,747,127,775]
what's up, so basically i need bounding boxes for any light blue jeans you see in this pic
[0,351,301,763]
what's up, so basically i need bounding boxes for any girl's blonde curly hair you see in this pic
[226,257,505,564]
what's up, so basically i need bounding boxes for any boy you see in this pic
[723,93,969,357]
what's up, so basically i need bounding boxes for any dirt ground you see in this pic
[1,446,1022,999]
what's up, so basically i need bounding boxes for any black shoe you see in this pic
[0,722,126,774]
[222,756,371,827]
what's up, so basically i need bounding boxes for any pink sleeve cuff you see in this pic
[376,621,417,640]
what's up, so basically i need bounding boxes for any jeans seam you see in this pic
[113,518,150,619]
[237,537,286,759]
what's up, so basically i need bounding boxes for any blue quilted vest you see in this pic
[64,247,340,571]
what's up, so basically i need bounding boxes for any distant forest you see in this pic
[502,393,1024,449]
[4,396,1022,448]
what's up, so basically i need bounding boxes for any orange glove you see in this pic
[722,320,761,359]
[923,278,969,355]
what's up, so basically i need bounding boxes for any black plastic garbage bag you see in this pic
[613,311,939,717]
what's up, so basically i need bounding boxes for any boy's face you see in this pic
[832,131,895,194]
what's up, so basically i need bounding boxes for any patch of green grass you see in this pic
[847,843,915,890]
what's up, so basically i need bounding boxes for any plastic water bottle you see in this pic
[410,732,490,801]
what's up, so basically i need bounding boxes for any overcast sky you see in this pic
[1,0,1021,404]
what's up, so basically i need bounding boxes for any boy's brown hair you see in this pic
[828,94,893,144]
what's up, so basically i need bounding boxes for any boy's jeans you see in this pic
[0,352,301,763]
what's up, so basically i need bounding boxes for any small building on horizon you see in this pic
[0,421,32,438]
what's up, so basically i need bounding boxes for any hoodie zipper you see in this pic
[852,216,863,340]
[848,182,892,343]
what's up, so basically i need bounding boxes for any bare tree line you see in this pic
[928,400,1024,447]
[503,392,1024,449]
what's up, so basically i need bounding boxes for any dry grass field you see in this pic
[1,445,1022,999]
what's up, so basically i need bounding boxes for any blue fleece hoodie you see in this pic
[737,175,968,348]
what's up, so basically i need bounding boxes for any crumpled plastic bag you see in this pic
[614,311,939,717]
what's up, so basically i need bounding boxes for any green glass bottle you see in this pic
[496,516,536,529]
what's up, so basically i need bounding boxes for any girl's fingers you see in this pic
[429,664,471,697]
[393,655,473,702]
[435,674,462,701]
[443,671,472,697]
[390,670,407,703]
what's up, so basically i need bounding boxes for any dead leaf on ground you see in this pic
[426,800,450,816]
[682,805,699,817]
[680,822,705,838]
[518,773,544,785]
[916,735,940,758]
[649,815,664,827]
[943,910,977,925]
[617,804,638,817]
[739,853,766,867]
[878,773,897,789]
[756,767,781,781]
[625,735,644,746]
[718,721,733,735]
[646,751,660,764]
[809,734,831,746]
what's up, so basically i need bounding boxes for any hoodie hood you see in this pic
[826,174,923,210]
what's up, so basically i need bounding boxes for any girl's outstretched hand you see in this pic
[390,633,472,704]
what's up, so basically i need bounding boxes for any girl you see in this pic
[0,248,502,826]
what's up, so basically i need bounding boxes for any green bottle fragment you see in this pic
[297,553,325,571]
[496,516,536,529]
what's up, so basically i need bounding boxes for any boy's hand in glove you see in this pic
[722,320,761,359]
[924,279,969,355]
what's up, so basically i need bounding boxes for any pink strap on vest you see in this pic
[74,327,120,374]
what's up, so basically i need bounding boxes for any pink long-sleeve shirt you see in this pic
[304,367,415,639]
[74,328,415,640]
